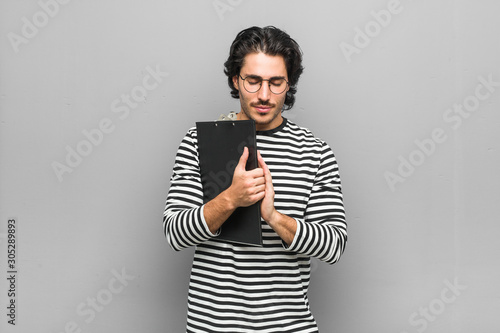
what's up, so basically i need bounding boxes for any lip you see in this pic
[254,105,272,113]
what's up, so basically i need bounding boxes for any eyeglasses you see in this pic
[239,75,289,94]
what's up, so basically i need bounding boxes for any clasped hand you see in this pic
[225,147,277,223]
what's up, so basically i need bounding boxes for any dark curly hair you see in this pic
[224,26,304,111]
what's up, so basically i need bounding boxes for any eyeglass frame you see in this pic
[238,74,289,94]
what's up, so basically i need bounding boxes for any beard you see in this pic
[239,92,285,130]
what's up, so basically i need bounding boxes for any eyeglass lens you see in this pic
[242,76,287,94]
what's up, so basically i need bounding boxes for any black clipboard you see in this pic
[196,119,262,246]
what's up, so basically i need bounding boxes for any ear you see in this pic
[232,75,239,91]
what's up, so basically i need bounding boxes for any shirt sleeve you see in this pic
[285,141,348,264]
[163,129,218,251]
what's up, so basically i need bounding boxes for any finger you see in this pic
[237,147,249,171]
[251,189,266,202]
[257,153,274,198]
[257,152,272,181]
[257,150,265,170]
[253,176,266,186]
[247,168,264,178]
[264,168,273,189]
[262,160,273,189]
[254,184,266,194]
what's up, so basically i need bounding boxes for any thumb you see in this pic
[237,147,249,170]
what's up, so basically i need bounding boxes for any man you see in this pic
[164,26,347,332]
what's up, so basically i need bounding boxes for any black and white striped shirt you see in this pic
[164,118,347,332]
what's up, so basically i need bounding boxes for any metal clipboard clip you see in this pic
[217,112,237,121]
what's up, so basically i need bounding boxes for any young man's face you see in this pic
[233,52,289,131]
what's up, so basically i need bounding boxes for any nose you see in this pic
[257,82,271,102]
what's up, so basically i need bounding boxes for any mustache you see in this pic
[251,101,275,108]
